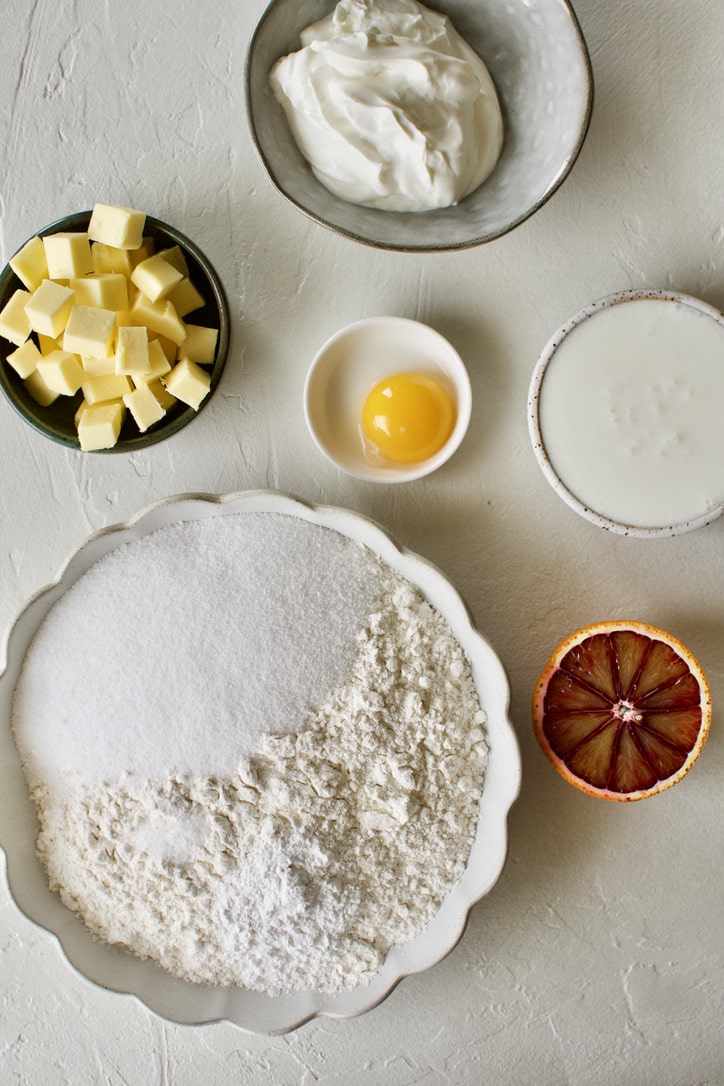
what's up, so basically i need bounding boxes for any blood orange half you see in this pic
[532,621,711,801]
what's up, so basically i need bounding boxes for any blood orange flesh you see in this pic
[532,621,711,801]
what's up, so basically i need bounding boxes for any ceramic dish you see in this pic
[0,211,229,452]
[304,317,472,482]
[245,0,593,252]
[0,490,520,1034]
[528,289,724,537]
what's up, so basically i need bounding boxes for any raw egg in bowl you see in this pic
[304,317,472,482]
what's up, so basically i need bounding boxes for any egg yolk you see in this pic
[361,372,456,464]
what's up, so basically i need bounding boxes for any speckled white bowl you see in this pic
[304,317,472,482]
[0,491,520,1034]
[246,0,593,252]
[528,289,724,537]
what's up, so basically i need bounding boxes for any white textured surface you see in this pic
[0,0,722,1082]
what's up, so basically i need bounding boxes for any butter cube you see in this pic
[81,354,117,377]
[43,232,94,279]
[82,372,132,405]
[150,333,177,363]
[90,236,154,275]
[0,288,32,345]
[63,305,116,358]
[24,367,59,406]
[7,338,42,379]
[144,377,176,410]
[158,246,189,276]
[142,338,172,381]
[177,323,218,364]
[123,382,166,432]
[24,280,75,338]
[36,350,84,395]
[38,333,63,355]
[77,400,125,451]
[163,357,210,410]
[88,204,146,250]
[131,253,184,303]
[168,277,204,317]
[9,236,49,291]
[70,273,128,311]
[115,325,150,375]
[130,293,186,345]
[91,242,134,276]
[74,398,89,428]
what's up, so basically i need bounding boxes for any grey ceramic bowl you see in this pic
[0,211,230,452]
[246,0,593,252]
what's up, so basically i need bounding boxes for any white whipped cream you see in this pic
[269,0,504,212]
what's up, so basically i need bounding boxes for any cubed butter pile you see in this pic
[0,203,219,450]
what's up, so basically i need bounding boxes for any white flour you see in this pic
[15,513,487,995]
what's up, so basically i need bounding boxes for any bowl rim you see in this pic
[303,315,473,482]
[527,288,724,538]
[244,0,595,253]
[0,211,230,452]
[0,488,520,1033]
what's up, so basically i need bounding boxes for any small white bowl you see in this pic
[528,289,724,537]
[304,317,472,483]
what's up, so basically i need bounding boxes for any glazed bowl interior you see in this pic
[0,211,230,452]
[246,0,593,252]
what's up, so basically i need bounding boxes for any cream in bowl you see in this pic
[246,0,593,251]
[304,316,472,482]
[528,290,724,536]
[269,0,504,213]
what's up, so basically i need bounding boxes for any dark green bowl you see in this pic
[0,211,230,452]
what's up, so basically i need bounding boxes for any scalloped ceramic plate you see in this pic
[0,491,520,1034]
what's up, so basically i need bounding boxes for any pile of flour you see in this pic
[13,512,487,995]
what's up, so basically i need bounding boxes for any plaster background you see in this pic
[1,1,722,1082]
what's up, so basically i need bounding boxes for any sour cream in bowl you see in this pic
[268,0,504,213]
[246,0,593,251]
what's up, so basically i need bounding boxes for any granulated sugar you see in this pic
[13,511,488,995]
[14,513,383,790]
